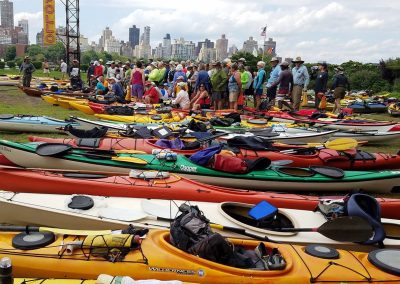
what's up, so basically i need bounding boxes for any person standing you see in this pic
[19,56,36,87]
[42,59,50,77]
[314,62,329,110]
[69,59,82,90]
[130,61,145,102]
[253,61,266,110]
[270,61,293,110]
[210,62,228,110]
[194,63,211,94]
[265,57,281,106]
[87,61,95,84]
[94,61,103,77]
[106,61,117,79]
[228,63,242,111]
[291,57,310,111]
[331,66,350,114]
[60,59,68,79]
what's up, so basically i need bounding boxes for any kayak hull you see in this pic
[0,229,398,283]
[0,116,79,133]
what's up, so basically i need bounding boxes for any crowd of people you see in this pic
[18,55,351,113]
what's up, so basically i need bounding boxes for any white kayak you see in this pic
[0,115,80,133]
[0,191,397,251]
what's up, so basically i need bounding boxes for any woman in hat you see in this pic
[19,56,36,87]
[332,66,350,113]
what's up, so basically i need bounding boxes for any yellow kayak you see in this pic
[95,112,186,123]
[69,101,94,115]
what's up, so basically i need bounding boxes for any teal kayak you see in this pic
[1,139,400,193]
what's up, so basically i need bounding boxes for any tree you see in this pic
[27,45,43,57]
[45,42,65,63]
[81,50,98,65]
[5,46,16,61]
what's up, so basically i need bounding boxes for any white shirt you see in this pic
[107,67,116,78]
[60,62,67,73]
[173,90,190,110]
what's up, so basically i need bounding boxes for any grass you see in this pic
[0,69,88,82]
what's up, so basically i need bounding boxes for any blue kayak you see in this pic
[347,102,387,113]
[0,114,79,133]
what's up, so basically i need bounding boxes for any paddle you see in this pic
[35,143,148,165]
[141,200,372,243]
[280,138,358,154]
[278,216,373,242]
[35,143,146,156]
[0,225,113,236]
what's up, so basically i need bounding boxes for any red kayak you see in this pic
[0,167,399,219]
[29,136,400,170]
[88,102,107,114]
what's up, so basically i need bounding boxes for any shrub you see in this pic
[0,62,5,69]
[80,64,89,72]
[7,61,15,68]
[32,61,42,70]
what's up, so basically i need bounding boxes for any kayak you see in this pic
[41,94,87,109]
[95,113,186,123]
[347,102,388,114]
[2,140,400,193]
[13,280,97,284]
[388,103,400,117]
[332,130,400,144]
[1,191,398,250]
[12,276,183,283]
[69,101,95,115]
[1,228,399,282]
[0,168,399,219]
[18,86,50,97]
[245,108,399,132]
[0,115,79,133]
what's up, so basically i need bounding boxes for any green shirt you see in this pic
[211,69,228,92]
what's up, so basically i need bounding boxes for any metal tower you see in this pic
[60,0,80,70]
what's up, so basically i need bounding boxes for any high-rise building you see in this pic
[99,27,113,48]
[128,25,140,47]
[0,0,13,29]
[17,19,28,34]
[196,38,214,56]
[142,26,150,45]
[171,38,195,60]
[36,30,43,46]
[228,45,238,57]
[263,37,276,56]
[198,43,216,63]
[242,36,258,54]
[215,34,228,61]
[162,33,171,59]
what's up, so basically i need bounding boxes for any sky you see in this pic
[11,0,400,63]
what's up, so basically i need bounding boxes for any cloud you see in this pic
[14,11,43,44]
[354,18,384,28]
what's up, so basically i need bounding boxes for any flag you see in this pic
[252,48,258,57]
[267,47,274,55]
[260,26,267,37]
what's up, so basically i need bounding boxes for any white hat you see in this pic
[108,77,118,82]
[176,64,183,71]
[177,82,187,87]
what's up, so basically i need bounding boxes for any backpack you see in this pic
[105,106,134,116]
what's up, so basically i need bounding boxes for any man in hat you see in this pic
[143,81,160,104]
[210,61,228,110]
[148,61,161,84]
[107,61,117,79]
[60,59,68,79]
[69,59,82,90]
[87,60,95,84]
[314,62,329,110]
[99,59,106,75]
[108,77,124,102]
[19,56,36,87]
[270,61,293,110]
[253,61,266,110]
[331,66,350,113]
[291,56,310,111]
[265,57,281,106]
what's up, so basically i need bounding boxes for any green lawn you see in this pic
[0,69,88,82]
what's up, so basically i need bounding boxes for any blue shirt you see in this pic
[195,70,211,92]
[96,82,106,92]
[253,68,266,90]
[111,83,124,98]
[266,65,281,88]
[292,65,310,88]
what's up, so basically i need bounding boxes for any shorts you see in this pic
[266,86,277,100]
[334,87,346,99]
[132,84,144,98]
[229,91,239,102]
[212,91,224,101]
[43,68,50,74]
[255,88,263,96]
[200,104,210,109]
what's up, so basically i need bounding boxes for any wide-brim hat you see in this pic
[270,57,279,62]
[238,57,246,62]
[280,61,289,67]
[24,56,30,60]
[151,62,158,68]
[145,81,152,86]
[292,56,304,63]
[335,66,344,72]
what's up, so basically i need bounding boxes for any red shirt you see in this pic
[94,65,103,77]
[144,87,159,104]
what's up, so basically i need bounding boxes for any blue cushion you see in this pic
[249,201,278,221]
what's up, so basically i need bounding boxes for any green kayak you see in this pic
[1,139,400,193]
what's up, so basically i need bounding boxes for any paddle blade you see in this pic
[325,138,358,151]
[111,156,148,165]
[35,143,72,156]
[318,216,373,242]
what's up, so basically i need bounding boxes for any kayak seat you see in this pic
[227,136,274,151]
[353,150,376,161]
[318,149,349,162]
[65,125,108,139]
[76,138,101,148]
[347,193,385,245]
[248,201,278,221]
[155,138,185,150]
[68,195,94,210]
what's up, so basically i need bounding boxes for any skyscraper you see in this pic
[263,37,277,56]
[162,33,171,59]
[142,26,150,45]
[128,25,140,47]
[216,34,228,61]
[0,0,14,29]
[242,36,258,54]
[196,38,214,56]
[17,19,28,34]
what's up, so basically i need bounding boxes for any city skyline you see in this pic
[6,0,400,63]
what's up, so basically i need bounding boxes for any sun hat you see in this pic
[292,56,305,63]
[270,57,279,62]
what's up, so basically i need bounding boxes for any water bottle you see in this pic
[0,257,13,284]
